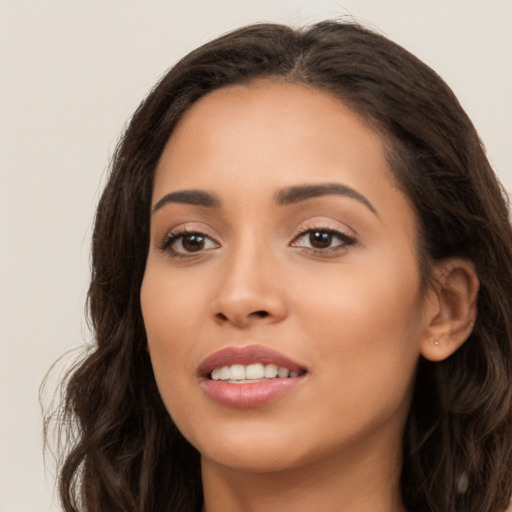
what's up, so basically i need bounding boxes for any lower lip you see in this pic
[201,376,305,408]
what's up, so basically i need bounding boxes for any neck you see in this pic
[200,435,406,512]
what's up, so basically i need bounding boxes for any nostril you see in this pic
[252,310,270,318]
[214,310,271,324]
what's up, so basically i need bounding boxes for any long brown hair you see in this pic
[46,20,512,512]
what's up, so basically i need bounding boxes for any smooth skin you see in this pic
[140,80,478,512]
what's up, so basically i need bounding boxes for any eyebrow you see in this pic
[275,183,377,215]
[152,189,221,213]
[152,183,377,215]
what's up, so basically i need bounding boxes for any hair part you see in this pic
[46,20,512,512]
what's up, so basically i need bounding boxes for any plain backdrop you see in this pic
[1,1,511,511]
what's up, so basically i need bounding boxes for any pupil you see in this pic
[183,234,204,252]
[310,231,331,248]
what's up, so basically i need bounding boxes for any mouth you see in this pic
[198,345,308,408]
[210,363,307,383]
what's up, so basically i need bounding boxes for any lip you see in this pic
[198,345,306,376]
[198,345,308,408]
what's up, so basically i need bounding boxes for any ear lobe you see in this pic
[420,259,479,362]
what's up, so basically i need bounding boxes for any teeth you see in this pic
[220,366,231,380]
[264,364,278,378]
[246,363,264,379]
[211,363,302,381]
[230,364,245,380]
[277,367,290,378]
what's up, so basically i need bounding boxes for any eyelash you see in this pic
[290,225,357,255]
[159,227,220,259]
[159,225,356,259]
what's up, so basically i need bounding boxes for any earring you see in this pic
[434,339,440,346]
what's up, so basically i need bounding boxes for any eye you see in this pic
[291,228,356,253]
[160,230,219,257]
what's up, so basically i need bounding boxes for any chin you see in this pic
[201,445,307,474]
[191,421,312,473]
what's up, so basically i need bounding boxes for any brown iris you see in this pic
[309,231,332,249]
[181,234,205,252]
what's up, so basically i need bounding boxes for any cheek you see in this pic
[141,280,209,445]
[300,256,422,330]
[140,266,206,405]
[141,258,208,343]
[296,252,424,416]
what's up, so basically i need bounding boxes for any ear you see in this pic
[420,259,479,362]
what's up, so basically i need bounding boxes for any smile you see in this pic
[199,346,308,408]
[211,363,304,382]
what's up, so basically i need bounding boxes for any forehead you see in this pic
[155,80,393,191]
[153,80,415,236]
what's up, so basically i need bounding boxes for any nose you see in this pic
[209,245,288,328]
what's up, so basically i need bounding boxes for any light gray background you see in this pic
[1,1,511,511]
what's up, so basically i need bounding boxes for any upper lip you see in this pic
[198,345,307,377]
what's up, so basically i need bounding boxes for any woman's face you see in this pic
[141,80,431,473]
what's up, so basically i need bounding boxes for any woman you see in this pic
[51,21,512,512]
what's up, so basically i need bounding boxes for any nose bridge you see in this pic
[210,230,286,326]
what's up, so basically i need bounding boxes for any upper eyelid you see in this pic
[294,227,351,238]
[159,228,354,259]
[164,227,355,252]
[291,228,356,246]
[161,228,219,245]
[292,219,357,238]
[156,218,357,246]
[157,221,220,243]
